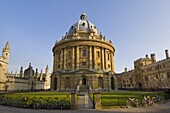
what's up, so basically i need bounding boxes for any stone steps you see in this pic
[79,85,88,92]
[77,92,94,109]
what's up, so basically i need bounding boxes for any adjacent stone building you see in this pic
[0,42,51,92]
[51,13,117,91]
[0,42,10,91]
[119,50,170,90]
[5,63,51,92]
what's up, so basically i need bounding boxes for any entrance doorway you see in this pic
[111,77,115,90]
[82,77,87,85]
[138,83,142,89]
[54,77,57,90]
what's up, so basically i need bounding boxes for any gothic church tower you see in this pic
[0,42,10,91]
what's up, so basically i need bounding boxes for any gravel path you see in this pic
[0,102,170,113]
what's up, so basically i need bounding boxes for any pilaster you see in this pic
[63,48,66,69]
[89,46,92,69]
[93,46,96,69]
[104,48,106,69]
[72,47,75,69]
[61,49,64,69]
[76,46,79,69]
[111,53,115,71]
[101,47,105,69]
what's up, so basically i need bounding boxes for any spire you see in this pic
[40,69,43,81]
[3,41,10,52]
[29,63,31,67]
[45,65,49,74]
[20,66,23,78]
[5,41,9,50]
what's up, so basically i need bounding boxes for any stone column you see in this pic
[70,92,76,110]
[76,46,79,69]
[61,49,64,69]
[72,47,75,69]
[63,48,66,69]
[101,48,105,69]
[104,48,106,69]
[50,75,54,91]
[111,53,115,71]
[53,54,56,71]
[89,46,92,69]
[93,46,96,69]
[94,92,101,109]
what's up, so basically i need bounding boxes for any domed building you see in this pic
[51,13,117,92]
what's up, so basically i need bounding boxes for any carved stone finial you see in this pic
[55,40,58,44]
[29,63,31,67]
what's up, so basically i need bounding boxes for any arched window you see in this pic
[82,50,86,57]
[98,77,103,89]
[58,51,61,60]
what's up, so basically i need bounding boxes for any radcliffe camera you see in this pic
[0,1,170,113]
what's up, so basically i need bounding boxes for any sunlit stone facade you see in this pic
[51,13,117,91]
[119,50,170,90]
[0,42,51,92]
[0,42,10,91]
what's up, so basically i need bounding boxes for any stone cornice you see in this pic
[53,38,115,53]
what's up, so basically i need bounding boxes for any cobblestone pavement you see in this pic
[0,102,170,113]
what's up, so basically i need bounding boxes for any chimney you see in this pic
[146,54,148,59]
[124,68,127,72]
[150,53,156,63]
[165,49,169,59]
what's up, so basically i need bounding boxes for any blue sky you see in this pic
[0,0,170,73]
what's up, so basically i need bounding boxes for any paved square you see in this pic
[0,102,170,113]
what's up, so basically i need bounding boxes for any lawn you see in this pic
[91,91,169,106]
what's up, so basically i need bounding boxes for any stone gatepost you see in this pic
[94,92,101,109]
[70,92,76,110]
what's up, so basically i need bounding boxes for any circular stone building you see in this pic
[51,13,117,92]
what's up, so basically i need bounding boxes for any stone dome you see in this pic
[68,13,100,36]
[24,63,34,78]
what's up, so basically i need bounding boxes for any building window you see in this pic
[58,52,61,60]
[108,64,110,68]
[67,51,71,59]
[107,53,110,60]
[145,76,148,81]
[82,50,86,57]
[82,22,85,26]
[156,75,159,79]
[167,73,170,78]
[68,62,71,67]
[98,63,100,66]
[58,65,60,69]
[82,62,86,66]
